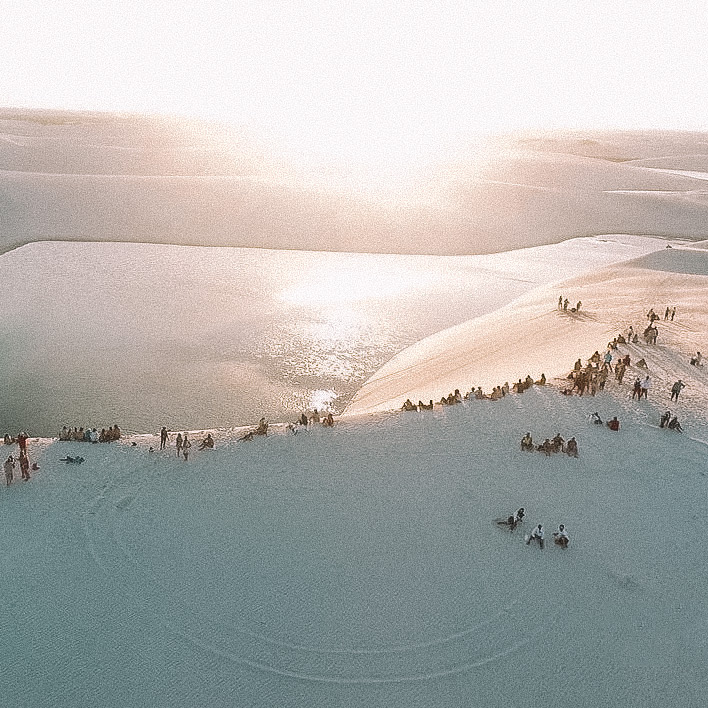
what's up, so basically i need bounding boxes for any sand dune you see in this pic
[2,110,708,256]
[345,247,708,423]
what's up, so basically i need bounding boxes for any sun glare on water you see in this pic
[280,264,439,307]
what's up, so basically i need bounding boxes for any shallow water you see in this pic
[0,237,664,436]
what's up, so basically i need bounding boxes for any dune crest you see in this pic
[344,248,708,417]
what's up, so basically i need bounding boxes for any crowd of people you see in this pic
[59,425,121,443]
[521,432,579,457]
[497,507,570,549]
[557,295,582,313]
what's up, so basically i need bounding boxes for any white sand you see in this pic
[2,111,708,256]
[3,241,708,706]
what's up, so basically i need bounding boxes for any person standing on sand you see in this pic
[16,432,28,456]
[176,432,183,457]
[632,378,641,400]
[641,375,651,400]
[4,455,15,486]
[160,427,168,450]
[182,434,191,461]
[671,307,676,321]
[558,295,563,310]
[19,452,30,481]
[670,380,685,402]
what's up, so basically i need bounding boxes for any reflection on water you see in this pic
[0,237,659,435]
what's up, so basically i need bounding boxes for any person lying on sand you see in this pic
[418,400,434,410]
[496,508,525,531]
[59,456,85,464]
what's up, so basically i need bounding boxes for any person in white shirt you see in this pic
[526,524,545,549]
[553,524,570,549]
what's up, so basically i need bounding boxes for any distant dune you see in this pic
[1,109,708,255]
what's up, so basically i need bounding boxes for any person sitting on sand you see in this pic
[401,399,417,412]
[537,439,554,456]
[535,373,546,386]
[322,413,335,427]
[690,351,702,367]
[299,413,309,426]
[607,416,620,431]
[565,437,579,458]
[255,418,268,436]
[526,524,545,549]
[198,433,214,450]
[310,410,320,424]
[418,400,434,410]
[668,416,684,432]
[573,359,582,371]
[591,412,603,425]
[521,433,534,452]
[553,524,570,549]
[660,410,671,428]
[551,433,565,453]
[59,427,69,441]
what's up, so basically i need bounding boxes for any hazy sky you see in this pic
[3,1,708,169]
